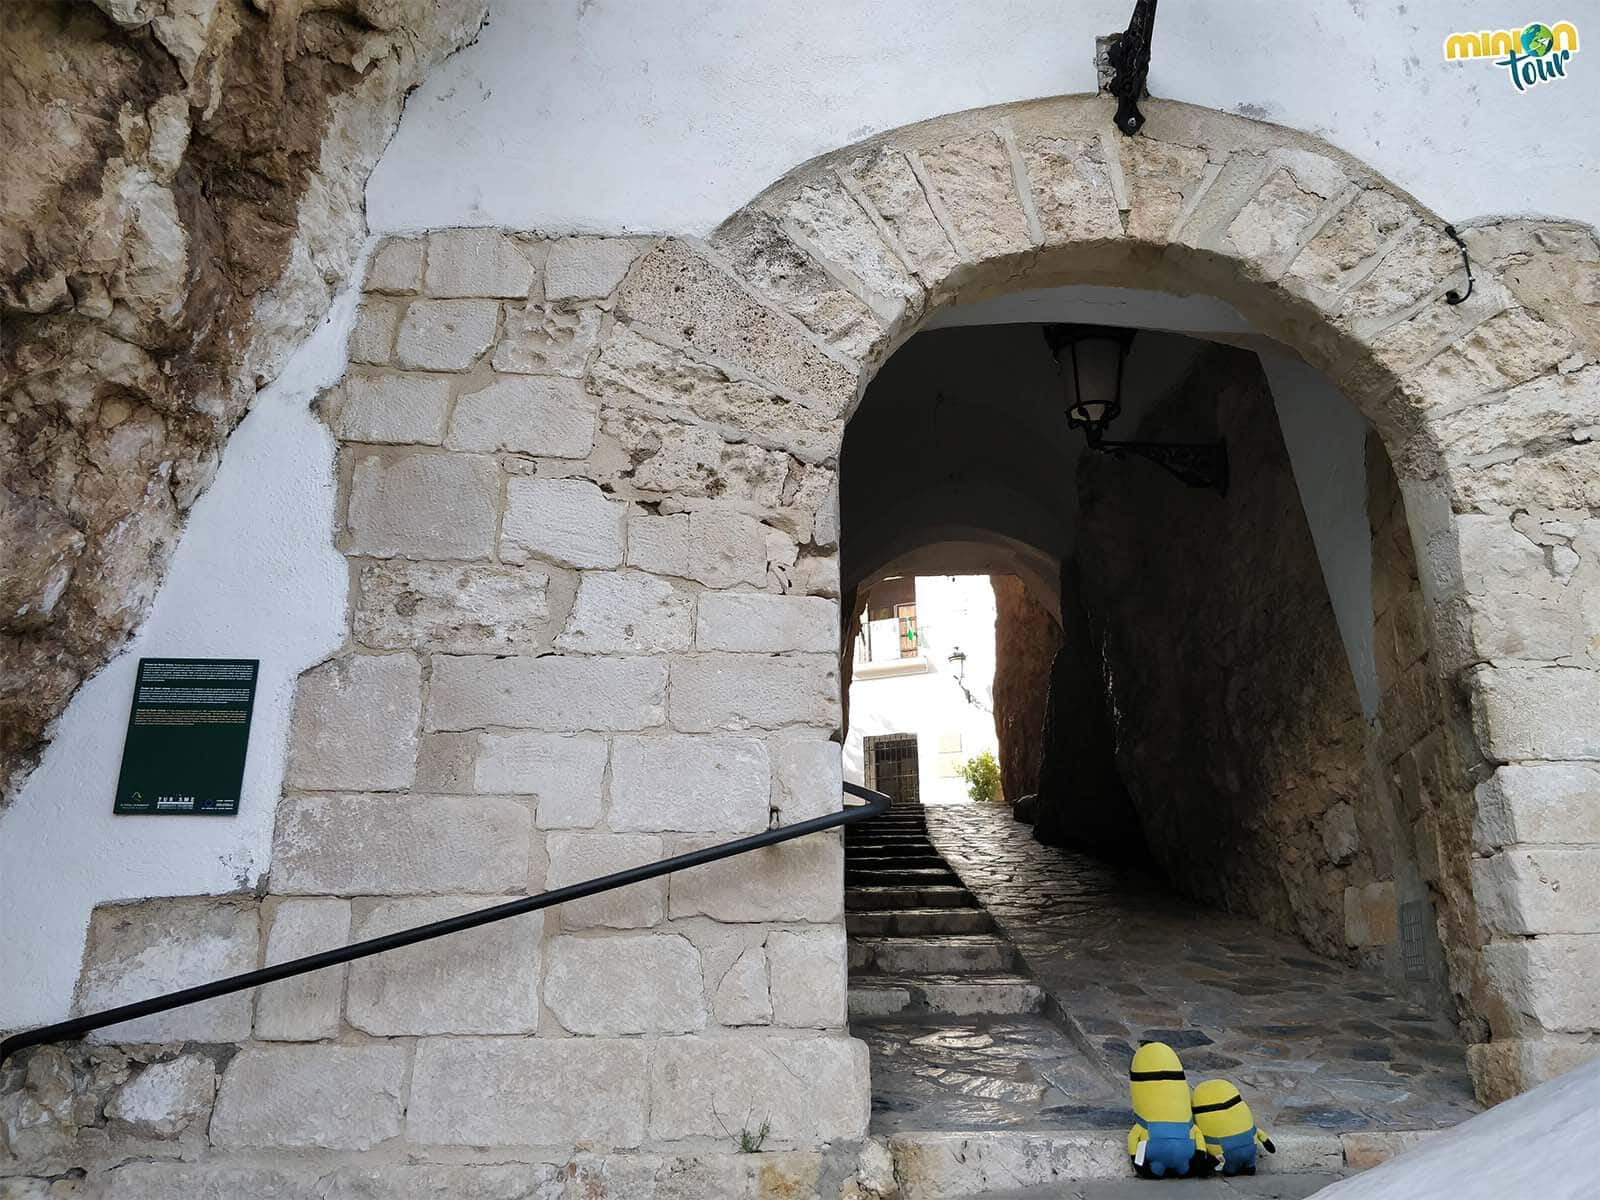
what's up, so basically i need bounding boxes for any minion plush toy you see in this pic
[1191,1079,1276,1176]
[1126,1042,1209,1178]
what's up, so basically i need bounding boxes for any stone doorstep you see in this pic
[43,1133,1426,1200]
[939,1179,1345,1200]
[887,1129,1442,1200]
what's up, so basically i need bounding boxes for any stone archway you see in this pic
[686,96,1600,1103]
[670,94,1593,1097]
[27,95,1600,1187]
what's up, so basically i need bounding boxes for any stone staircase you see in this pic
[845,801,1043,1019]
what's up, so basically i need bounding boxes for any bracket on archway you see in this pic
[1107,0,1160,135]
[1086,428,1230,496]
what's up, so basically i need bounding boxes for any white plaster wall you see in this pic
[0,274,357,1030]
[1261,351,1379,718]
[844,575,1000,806]
[369,0,1599,237]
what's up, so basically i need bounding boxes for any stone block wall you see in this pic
[273,226,864,1146]
[1364,439,1470,1015]
[1,228,870,1190]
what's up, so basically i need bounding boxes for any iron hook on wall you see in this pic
[1443,224,1475,305]
[1107,0,1160,135]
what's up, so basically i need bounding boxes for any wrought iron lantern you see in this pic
[1044,324,1133,435]
[947,646,968,683]
[1043,323,1229,495]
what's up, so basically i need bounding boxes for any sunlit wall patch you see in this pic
[1443,21,1579,91]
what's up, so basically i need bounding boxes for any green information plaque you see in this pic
[113,658,259,816]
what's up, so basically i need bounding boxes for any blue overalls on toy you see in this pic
[1136,1120,1203,1178]
[1212,1128,1262,1174]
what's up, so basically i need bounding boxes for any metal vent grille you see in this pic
[1400,899,1430,982]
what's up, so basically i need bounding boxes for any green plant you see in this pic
[715,1107,771,1153]
[957,750,1002,803]
[737,1117,771,1153]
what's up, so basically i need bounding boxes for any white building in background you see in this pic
[844,575,1001,807]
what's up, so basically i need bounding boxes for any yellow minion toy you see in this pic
[1126,1042,1209,1178]
[1191,1079,1276,1176]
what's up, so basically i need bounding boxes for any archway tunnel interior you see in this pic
[836,290,1483,1133]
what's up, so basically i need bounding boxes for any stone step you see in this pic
[847,907,996,937]
[853,825,931,836]
[849,935,1018,974]
[846,854,951,871]
[848,971,1044,1017]
[845,868,964,887]
[846,885,979,910]
[884,1130,1359,1200]
[847,848,939,859]
[851,812,928,825]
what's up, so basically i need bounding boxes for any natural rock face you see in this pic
[1030,578,1141,861]
[989,575,1062,807]
[0,0,488,802]
[1075,346,1415,963]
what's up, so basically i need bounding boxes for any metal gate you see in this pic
[865,733,920,805]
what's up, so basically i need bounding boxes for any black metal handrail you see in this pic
[0,781,889,1064]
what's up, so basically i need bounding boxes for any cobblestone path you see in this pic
[915,802,1481,1134]
[845,799,1122,1135]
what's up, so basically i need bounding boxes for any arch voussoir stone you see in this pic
[615,238,860,415]
[707,208,894,364]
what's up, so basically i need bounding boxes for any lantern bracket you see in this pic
[1085,428,1229,495]
[1043,322,1229,496]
